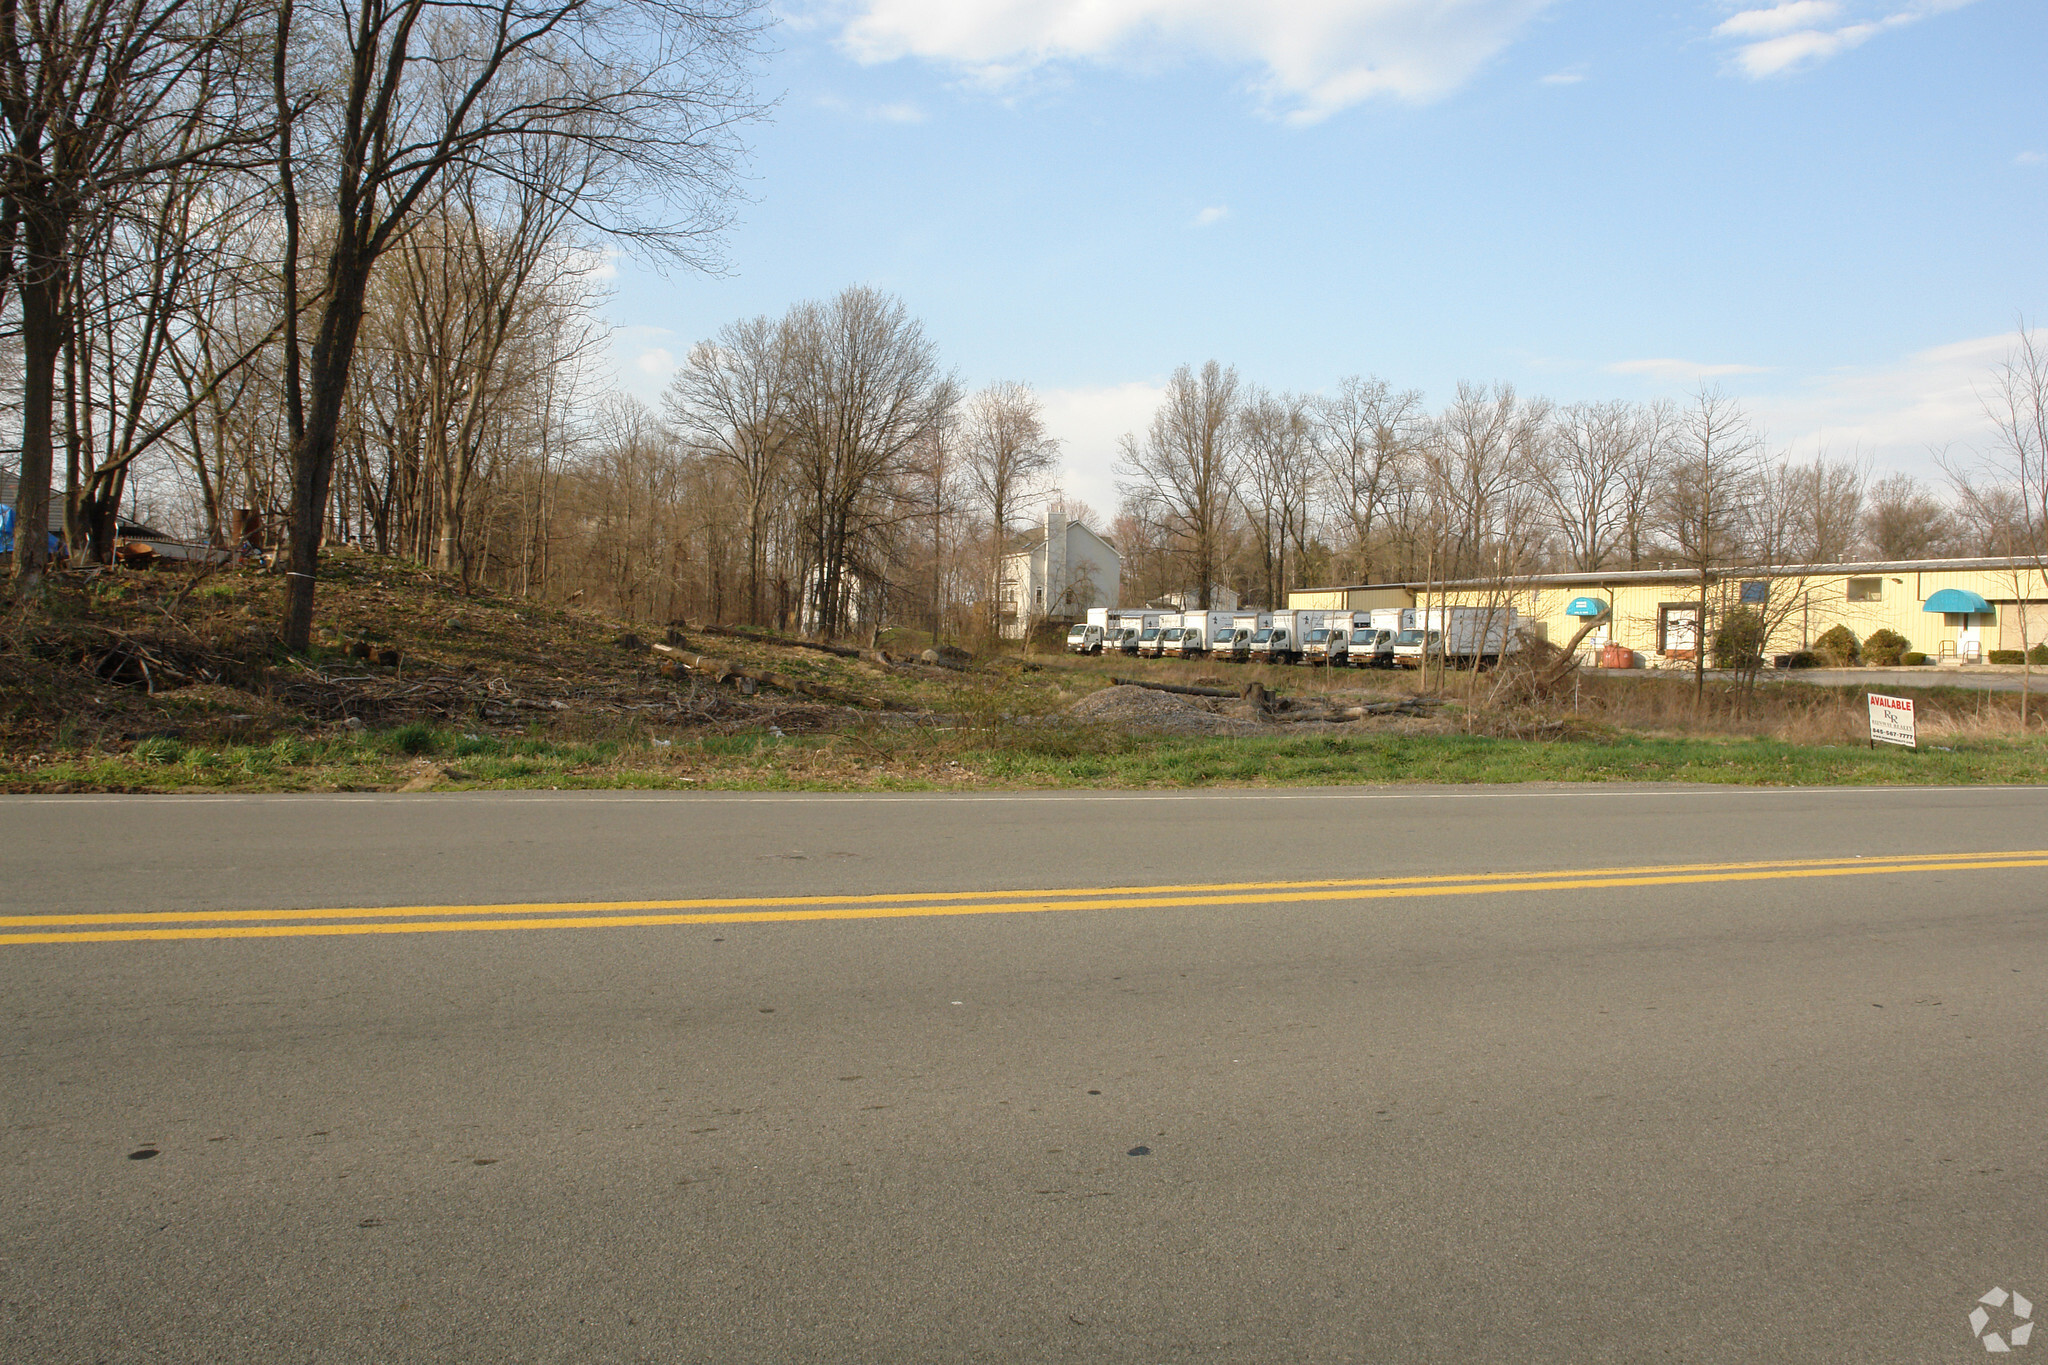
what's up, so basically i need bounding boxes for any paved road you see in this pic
[3,787,2045,1362]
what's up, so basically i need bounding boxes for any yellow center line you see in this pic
[0,848,2035,931]
[2,853,2042,945]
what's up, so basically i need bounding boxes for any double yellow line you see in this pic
[2,850,2042,947]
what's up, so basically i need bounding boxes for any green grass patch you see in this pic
[5,721,2045,793]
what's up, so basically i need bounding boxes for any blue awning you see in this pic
[1923,588,1991,614]
[1565,596,1609,617]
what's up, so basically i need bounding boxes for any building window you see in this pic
[1846,577,1882,602]
[1034,588,1044,606]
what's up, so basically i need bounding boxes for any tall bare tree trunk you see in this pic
[11,208,64,592]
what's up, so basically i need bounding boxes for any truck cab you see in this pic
[1347,627,1394,668]
[1164,624,1203,658]
[1248,626,1294,664]
[1391,628,1441,669]
[1215,628,1251,661]
[1066,623,1106,654]
[1115,626,1141,655]
[1137,626,1169,657]
[1304,627,1347,666]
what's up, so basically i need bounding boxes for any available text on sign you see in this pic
[1867,693,1916,749]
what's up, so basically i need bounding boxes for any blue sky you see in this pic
[603,0,2047,517]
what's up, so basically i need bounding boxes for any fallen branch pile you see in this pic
[651,643,902,710]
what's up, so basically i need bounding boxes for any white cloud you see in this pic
[1751,331,2017,472]
[1601,331,2020,475]
[1713,0,1983,80]
[1192,205,1229,227]
[1607,357,1771,381]
[1540,68,1585,85]
[1713,1,1842,39]
[830,0,1557,123]
[814,92,930,122]
[635,347,677,377]
[1036,381,1169,515]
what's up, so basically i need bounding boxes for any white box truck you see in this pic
[1391,606,1520,669]
[1305,611,1361,666]
[1137,613,1179,657]
[1344,609,1404,669]
[1067,607,1114,654]
[1217,612,1271,661]
[1112,610,1167,655]
[1167,609,1236,658]
[1250,609,1327,665]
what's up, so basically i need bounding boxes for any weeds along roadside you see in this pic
[5,555,2045,792]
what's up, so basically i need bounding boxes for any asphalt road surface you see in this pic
[3,786,2044,1363]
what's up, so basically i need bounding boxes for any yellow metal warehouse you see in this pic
[1288,558,2048,666]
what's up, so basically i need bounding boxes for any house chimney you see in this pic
[1044,504,1066,617]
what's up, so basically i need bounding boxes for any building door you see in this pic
[1660,605,1698,657]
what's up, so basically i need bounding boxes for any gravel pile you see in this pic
[1066,685,1257,735]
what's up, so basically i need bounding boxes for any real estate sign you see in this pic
[1867,693,1916,749]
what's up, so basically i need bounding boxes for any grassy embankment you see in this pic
[3,553,2044,792]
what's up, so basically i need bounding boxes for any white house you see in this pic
[1155,585,1241,612]
[998,509,1120,639]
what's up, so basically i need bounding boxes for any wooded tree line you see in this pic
[1110,354,2048,614]
[0,0,767,648]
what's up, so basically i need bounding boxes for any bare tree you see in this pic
[959,380,1059,635]
[1783,454,1866,564]
[1430,381,1546,578]
[1944,325,2048,724]
[1,0,263,590]
[272,0,767,649]
[1117,360,1239,609]
[1317,374,1421,584]
[1658,387,1765,709]
[780,286,953,637]
[1615,399,1676,568]
[665,312,789,625]
[1236,386,1315,607]
[1537,400,1640,572]
[1863,472,1960,560]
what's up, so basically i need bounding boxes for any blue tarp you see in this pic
[1922,588,1991,614]
[0,505,61,556]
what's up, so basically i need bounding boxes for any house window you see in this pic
[1846,577,1882,602]
[1034,588,1044,606]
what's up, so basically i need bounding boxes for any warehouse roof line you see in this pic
[1302,555,2048,595]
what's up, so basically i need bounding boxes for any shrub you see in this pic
[1989,650,2025,665]
[1711,608,1767,671]
[1902,652,1930,665]
[386,721,437,756]
[1785,651,1822,669]
[132,737,184,765]
[1813,625,1860,666]
[2032,644,2048,665]
[1862,628,1911,667]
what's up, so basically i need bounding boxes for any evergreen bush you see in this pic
[1813,625,1861,666]
[1862,628,1911,666]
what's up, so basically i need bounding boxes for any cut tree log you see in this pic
[673,621,885,663]
[651,643,903,710]
[1108,676,1237,699]
[1335,697,1436,719]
